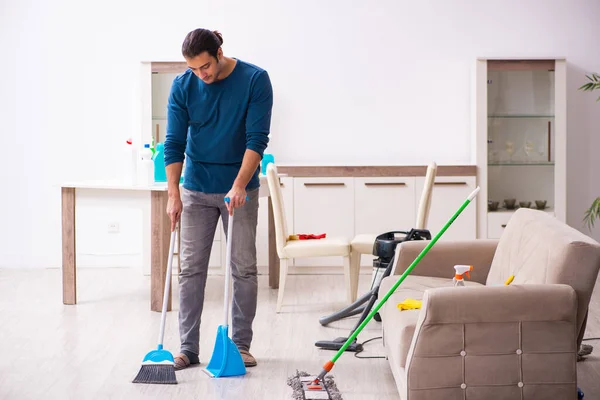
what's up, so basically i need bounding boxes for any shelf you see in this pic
[152,116,167,120]
[488,207,554,214]
[488,162,554,166]
[488,114,554,119]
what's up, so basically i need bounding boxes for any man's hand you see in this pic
[165,162,184,231]
[225,185,247,215]
[167,193,183,232]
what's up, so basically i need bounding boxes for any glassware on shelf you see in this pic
[537,143,545,160]
[505,141,514,162]
[487,135,498,163]
[523,140,534,163]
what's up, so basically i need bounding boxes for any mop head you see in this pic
[287,370,343,400]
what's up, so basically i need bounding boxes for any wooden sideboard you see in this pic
[255,165,478,270]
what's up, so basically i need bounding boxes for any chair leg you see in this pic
[343,255,356,304]
[276,258,289,313]
[349,249,361,303]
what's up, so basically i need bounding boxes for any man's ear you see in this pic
[217,48,223,62]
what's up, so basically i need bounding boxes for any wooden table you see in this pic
[61,177,280,312]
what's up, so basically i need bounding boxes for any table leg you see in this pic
[151,191,171,312]
[62,187,77,304]
[268,196,280,289]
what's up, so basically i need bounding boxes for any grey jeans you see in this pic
[178,186,259,355]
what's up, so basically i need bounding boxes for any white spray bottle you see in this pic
[453,265,473,287]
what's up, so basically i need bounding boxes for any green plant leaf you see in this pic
[583,197,600,231]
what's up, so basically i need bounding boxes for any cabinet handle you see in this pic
[304,182,346,187]
[434,182,467,186]
[364,182,406,187]
[501,224,507,228]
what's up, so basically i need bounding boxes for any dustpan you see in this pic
[204,198,247,378]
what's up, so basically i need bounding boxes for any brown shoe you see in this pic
[579,344,594,357]
[174,353,191,370]
[173,352,200,370]
[238,349,257,367]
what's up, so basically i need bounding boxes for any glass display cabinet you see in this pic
[473,58,566,239]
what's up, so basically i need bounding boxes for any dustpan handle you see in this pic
[224,211,234,326]
[222,195,249,326]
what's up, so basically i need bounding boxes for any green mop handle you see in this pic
[315,186,481,382]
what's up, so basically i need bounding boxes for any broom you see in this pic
[132,228,178,384]
[290,187,480,399]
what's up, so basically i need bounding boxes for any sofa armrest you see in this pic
[404,284,578,400]
[394,239,499,284]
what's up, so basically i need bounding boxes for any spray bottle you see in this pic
[453,265,473,287]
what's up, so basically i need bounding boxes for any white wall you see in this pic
[1,0,600,268]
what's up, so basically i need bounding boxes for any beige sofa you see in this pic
[378,208,600,400]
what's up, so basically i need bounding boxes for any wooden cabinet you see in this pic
[487,211,512,239]
[487,208,555,239]
[415,176,477,241]
[354,177,417,266]
[292,177,355,267]
[249,167,477,270]
[354,177,417,234]
[474,58,567,239]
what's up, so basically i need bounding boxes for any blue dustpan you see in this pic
[205,325,246,377]
[204,202,247,378]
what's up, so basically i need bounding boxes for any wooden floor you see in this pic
[0,268,398,400]
[1,268,600,400]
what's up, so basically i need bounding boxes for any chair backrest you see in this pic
[265,163,288,258]
[415,162,437,229]
[487,207,600,347]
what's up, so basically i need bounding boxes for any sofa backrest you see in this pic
[487,208,600,346]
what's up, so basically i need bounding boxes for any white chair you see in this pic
[265,163,355,313]
[348,162,437,297]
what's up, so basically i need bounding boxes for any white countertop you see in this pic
[61,174,280,197]
[61,180,170,191]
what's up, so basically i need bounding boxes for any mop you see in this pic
[203,196,247,378]
[132,228,178,384]
[288,187,480,399]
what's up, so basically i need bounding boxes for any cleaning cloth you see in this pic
[397,298,422,311]
[288,233,327,240]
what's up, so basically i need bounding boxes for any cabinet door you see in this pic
[487,211,513,239]
[354,177,417,266]
[415,176,477,241]
[256,176,294,267]
[293,177,354,266]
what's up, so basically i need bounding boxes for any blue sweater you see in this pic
[163,59,273,194]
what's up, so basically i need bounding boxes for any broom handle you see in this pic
[158,229,177,346]
[224,211,234,326]
[315,186,480,382]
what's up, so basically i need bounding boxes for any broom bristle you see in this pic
[132,364,177,384]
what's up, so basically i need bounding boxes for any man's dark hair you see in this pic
[181,29,223,59]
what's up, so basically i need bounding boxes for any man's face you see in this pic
[186,49,222,84]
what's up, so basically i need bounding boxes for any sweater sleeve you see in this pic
[245,70,273,158]
[164,78,189,166]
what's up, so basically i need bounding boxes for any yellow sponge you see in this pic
[397,298,422,311]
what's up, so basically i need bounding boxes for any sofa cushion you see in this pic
[486,208,600,345]
[380,275,483,368]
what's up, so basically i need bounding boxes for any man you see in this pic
[163,28,273,370]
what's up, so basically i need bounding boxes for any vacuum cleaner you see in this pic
[315,228,431,352]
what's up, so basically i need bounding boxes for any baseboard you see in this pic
[252,264,373,276]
